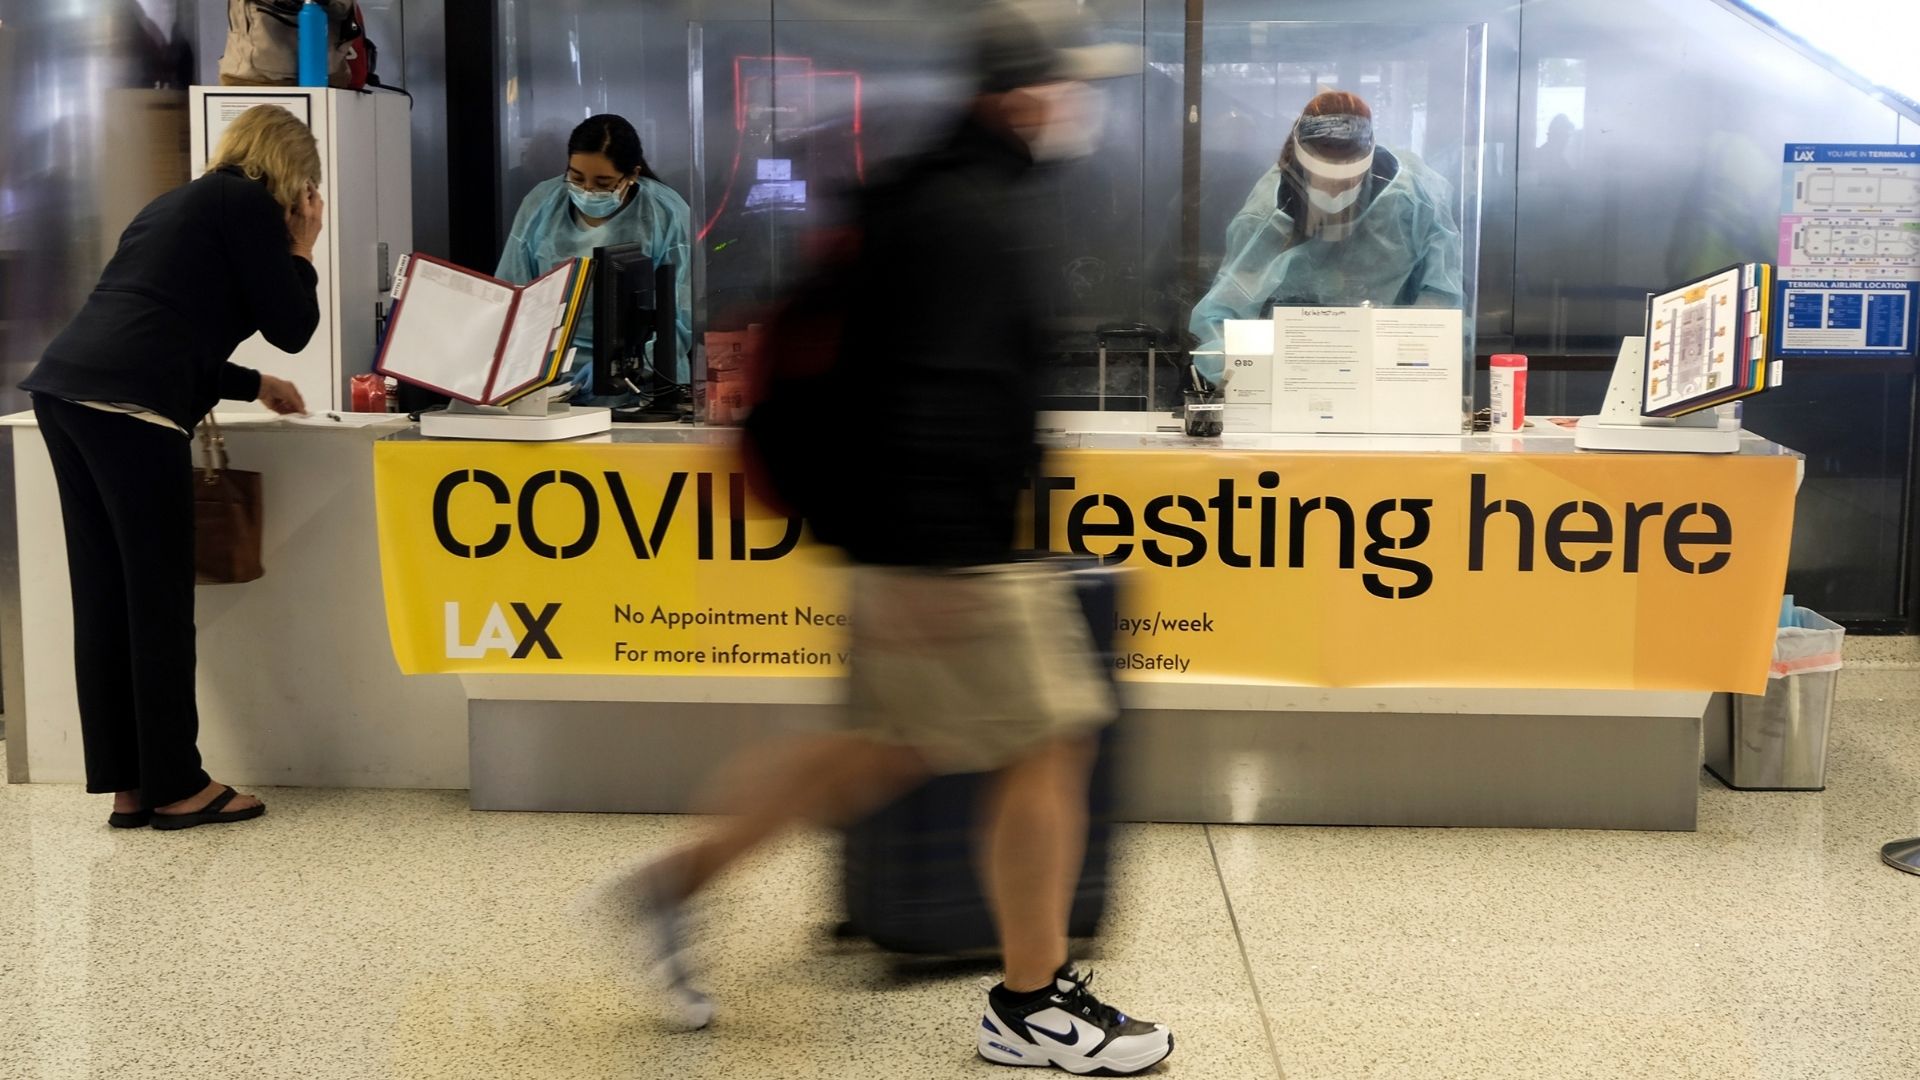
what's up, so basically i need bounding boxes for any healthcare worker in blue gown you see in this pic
[497,114,693,406]
[1188,89,1464,382]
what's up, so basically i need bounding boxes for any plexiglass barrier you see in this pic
[1173,22,1486,432]
[687,17,1486,432]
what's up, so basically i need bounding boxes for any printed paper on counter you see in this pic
[1273,307,1374,434]
[1370,309,1465,436]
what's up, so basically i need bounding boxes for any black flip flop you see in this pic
[108,810,152,829]
[150,786,266,831]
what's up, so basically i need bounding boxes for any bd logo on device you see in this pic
[444,602,564,660]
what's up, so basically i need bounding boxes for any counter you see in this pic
[3,411,1802,830]
[1,412,469,789]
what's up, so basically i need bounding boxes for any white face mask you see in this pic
[1021,81,1106,163]
[1306,182,1364,214]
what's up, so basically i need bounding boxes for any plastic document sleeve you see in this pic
[1641,263,1774,418]
[375,254,590,406]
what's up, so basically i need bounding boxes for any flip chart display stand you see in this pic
[1574,337,1742,454]
[420,397,613,442]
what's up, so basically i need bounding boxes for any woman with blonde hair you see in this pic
[19,103,320,830]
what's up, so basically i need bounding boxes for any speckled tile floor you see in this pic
[3,648,1919,1079]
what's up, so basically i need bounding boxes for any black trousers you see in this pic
[32,395,209,809]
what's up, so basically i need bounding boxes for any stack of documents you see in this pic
[1643,263,1779,418]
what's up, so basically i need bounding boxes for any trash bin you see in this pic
[1705,603,1844,791]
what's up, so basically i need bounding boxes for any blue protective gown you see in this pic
[1189,149,1465,381]
[496,175,694,399]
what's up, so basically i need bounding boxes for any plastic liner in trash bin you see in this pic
[1767,601,1844,679]
[1705,599,1845,792]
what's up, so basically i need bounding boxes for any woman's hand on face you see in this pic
[288,186,324,258]
[257,374,308,416]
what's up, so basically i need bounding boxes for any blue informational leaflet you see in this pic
[1776,144,1920,358]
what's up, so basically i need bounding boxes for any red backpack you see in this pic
[336,4,375,91]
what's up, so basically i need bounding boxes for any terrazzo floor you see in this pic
[3,646,1920,1080]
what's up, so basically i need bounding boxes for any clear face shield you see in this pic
[1280,113,1377,241]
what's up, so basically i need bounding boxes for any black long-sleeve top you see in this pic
[835,118,1053,567]
[21,166,320,430]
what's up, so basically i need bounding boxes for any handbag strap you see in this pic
[198,412,230,479]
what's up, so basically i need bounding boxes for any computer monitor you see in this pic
[591,242,681,411]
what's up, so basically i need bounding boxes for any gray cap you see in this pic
[974,0,1142,93]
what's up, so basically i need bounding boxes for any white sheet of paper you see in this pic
[200,95,311,165]
[380,260,514,402]
[285,412,408,428]
[1222,320,1276,432]
[1273,307,1373,433]
[490,264,574,401]
[1224,404,1272,432]
[1370,308,1465,435]
[1223,320,1276,402]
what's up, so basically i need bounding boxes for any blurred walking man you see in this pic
[601,2,1173,1074]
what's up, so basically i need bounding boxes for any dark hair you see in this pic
[568,114,659,182]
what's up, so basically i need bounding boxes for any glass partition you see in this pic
[687,12,1169,415]
[1174,21,1487,430]
[493,0,1920,625]
[687,16,976,349]
[1513,0,1899,354]
[687,15,1486,431]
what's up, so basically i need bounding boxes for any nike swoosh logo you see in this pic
[1026,1020,1080,1046]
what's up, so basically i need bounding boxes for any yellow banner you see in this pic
[373,440,1798,692]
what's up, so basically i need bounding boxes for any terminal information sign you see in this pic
[1777,143,1920,358]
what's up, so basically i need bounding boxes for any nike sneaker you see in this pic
[979,967,1173,1075]
[590,859,714,1030]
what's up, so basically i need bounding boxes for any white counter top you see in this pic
[1036,410,1799,458]
[0,409,411,432]
[367,409,1800,460]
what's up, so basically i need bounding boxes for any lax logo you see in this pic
[444,602,564,660]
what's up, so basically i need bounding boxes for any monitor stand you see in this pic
[1573,337,1742,454]
[420,395,613,441]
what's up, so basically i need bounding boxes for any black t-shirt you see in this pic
[22,166,320,430]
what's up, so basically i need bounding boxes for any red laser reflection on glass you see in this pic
[698,55,866,242]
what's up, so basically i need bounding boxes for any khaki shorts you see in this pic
[845,562,1115,774]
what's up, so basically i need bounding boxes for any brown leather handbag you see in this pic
[192,412,265,584]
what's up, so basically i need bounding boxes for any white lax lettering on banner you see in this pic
[445,602,517,658]
[444,601,564,660]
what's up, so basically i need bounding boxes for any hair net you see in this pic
[1294,113,1375,149]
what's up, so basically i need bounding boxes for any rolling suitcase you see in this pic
[840,560,1122,955]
